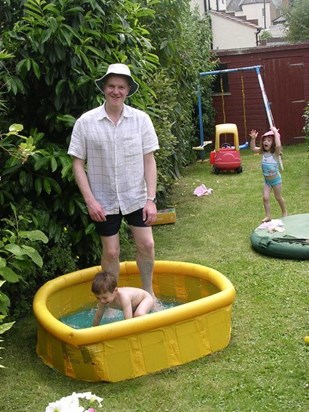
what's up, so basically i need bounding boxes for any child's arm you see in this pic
[249,129,260,152]
[121,297,133,319]
[271,126,282,154]
[93,304,105,326]
[117,290,133,319]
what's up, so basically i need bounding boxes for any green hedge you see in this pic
[0,0,215,317]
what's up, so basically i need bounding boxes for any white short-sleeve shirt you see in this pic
[68,103,159,215]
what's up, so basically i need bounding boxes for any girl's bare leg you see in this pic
[273,184,287,217]
[262,184,272,222]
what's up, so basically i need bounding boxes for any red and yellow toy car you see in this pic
[210,123,243,174]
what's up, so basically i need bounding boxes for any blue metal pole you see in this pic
[200,65,262,77]
[197,87,204,147]
[255,66,274,128]
[255,67,283,169]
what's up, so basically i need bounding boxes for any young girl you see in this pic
[91,270,154,326]
[250,126,287,222]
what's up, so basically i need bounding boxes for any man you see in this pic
[68,63,159,296]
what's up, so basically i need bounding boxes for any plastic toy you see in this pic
[210,123,243,174]
[151,208,176,226]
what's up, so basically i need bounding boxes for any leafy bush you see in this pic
[1,0,159,272]
[0,0,215,318]
[284,0,309,43]
[0,281,15,369]
[0,202,48,316]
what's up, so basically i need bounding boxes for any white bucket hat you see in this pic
[95,63,139,97]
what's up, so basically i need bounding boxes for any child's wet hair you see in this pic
[91,270,118,295]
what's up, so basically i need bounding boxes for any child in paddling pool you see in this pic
[91,270,154,326]
[249,126,287,223]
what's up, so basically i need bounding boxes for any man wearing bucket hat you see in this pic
[249,126,287,222]
[68,63,159,297]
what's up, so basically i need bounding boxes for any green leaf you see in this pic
[61,163,73,180]
[55,79,66,96]
[19,230,48,244]
[33,156,50,171]
[50,156,58,173]
[41,28,53,43]
[43,178,51,194]
[56,114,76,127]
[85,223,96,235]
[34,177,43,195]
[16,59,28,75]
[60,29,72,46]
[4,244,22,256]
[19,170,27,186]
[48,17,58,33]
[20,245,43,267]
[0,322,15,335]
[8,124,23,133]
[50,178,61,194]
[68,199,75,216]
[31,59,41,79]
[0,267,20,283]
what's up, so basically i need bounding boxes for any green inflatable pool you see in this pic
[251,214,309,260]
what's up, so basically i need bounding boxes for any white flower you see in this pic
[45,392,103,412]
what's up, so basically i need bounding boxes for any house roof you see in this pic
[273,15,286,24]
[227,0,280,11]
[227,0,242,12]
[240,0,270,5]
[210,10,259,29]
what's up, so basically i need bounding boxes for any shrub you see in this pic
[0,0,215,317]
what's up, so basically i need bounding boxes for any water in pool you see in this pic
[60,298,182,329]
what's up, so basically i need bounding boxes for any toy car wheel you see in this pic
[213,166,220,174]
[221,143,232,148]
[236,166,243,173]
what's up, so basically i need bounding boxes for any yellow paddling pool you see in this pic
[33,261,236,382]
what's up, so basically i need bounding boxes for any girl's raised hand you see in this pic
[249,129,258,139]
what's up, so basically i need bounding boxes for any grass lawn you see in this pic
[1,143,309,411]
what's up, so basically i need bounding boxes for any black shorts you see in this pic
[94,208,147,237]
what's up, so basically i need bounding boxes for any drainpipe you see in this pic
[255,27,262,46]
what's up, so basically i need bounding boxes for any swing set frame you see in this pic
[197,65,275,149]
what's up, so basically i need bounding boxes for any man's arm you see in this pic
[144,152,157,199]
[142,152,157,225]
[72,157,106,222]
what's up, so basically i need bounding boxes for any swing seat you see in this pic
[192,140,212,151]
[239,141,249,150]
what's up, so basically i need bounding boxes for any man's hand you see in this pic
[87,199,106,222]
[143,200,157,225]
